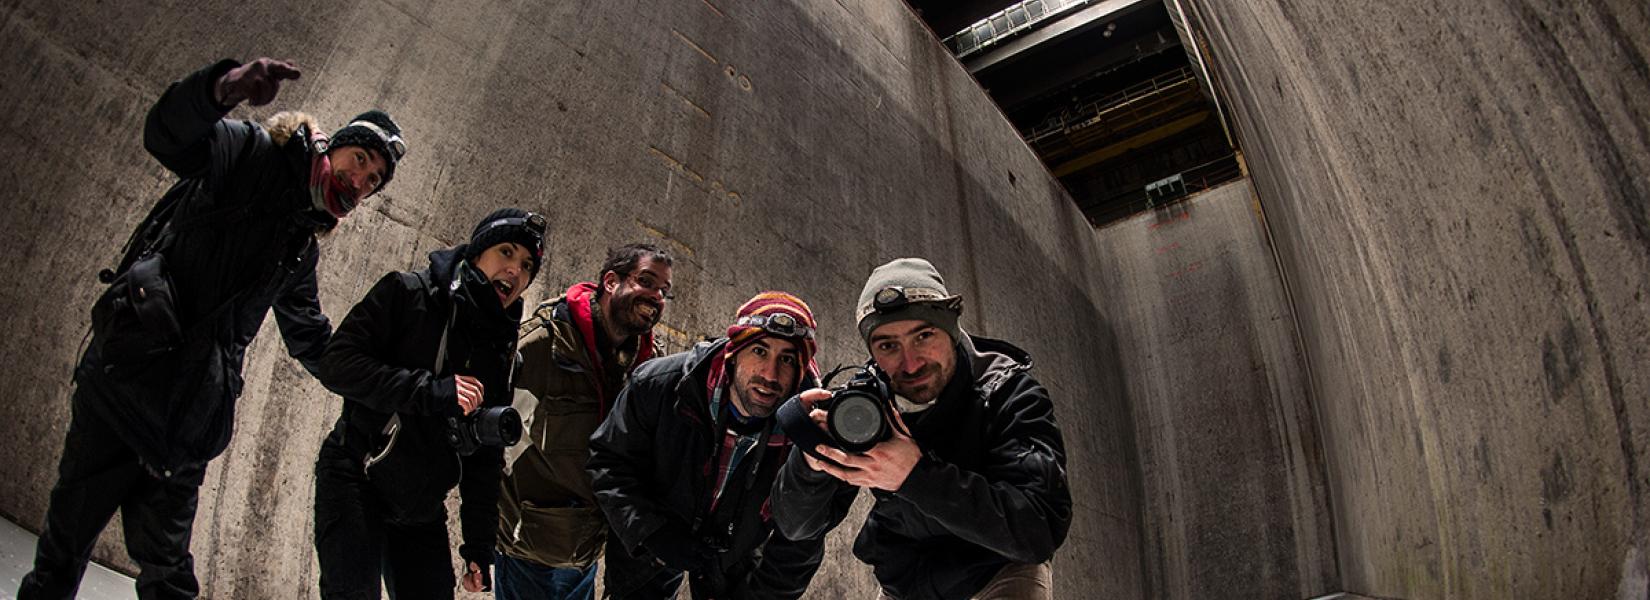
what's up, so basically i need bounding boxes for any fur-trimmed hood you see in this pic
[263,111,323,146]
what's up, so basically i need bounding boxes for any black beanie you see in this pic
[329,110,404,193]
[465,208,546,281]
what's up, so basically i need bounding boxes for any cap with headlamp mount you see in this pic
[855,259,965,345]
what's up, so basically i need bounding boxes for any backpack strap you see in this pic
[100,120,272,283]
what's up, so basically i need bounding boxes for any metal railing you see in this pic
[1080,153,1243,226]
[942,0,1092,59]
[1026,66,1198,148]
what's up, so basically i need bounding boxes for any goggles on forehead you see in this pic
[737,312,815,340]
[348,120,408,161]
[855,286,962,322]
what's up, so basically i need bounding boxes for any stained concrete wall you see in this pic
[1094,180,1337,599]
[0,0,1146,597]
[1179,0,1650,597]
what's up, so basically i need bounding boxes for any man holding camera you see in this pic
[588,292,832,599]
[20,57,403,599]
[772,258,1073,600]
[312,208,544,599]
[493,243,674,599]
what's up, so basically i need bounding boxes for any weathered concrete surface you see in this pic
[1180,0,1650,598]
[1095,180,1337,599]
[0,0,1144,597]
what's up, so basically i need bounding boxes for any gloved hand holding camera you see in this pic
[776,366,923,492]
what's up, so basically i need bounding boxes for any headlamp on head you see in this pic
[347,119,408,161]
[857,286,962,322]
[736,313,815,340]
[476,212,547,257]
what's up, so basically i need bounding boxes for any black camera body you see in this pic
[816,367,896,453]
[777,365,901,463]
[447,405,523,456]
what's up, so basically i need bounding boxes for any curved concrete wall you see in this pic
[1096,181,1337,599]
[12,0,1634,598]
[0,0,1145,597]
[1180,0,1650,597]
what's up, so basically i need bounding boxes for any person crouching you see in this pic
[312,209,546,599]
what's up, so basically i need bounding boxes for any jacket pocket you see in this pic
[365,416,458,523]
[510,501,606,568]
[529,395,602,454]
[89,252,183,379]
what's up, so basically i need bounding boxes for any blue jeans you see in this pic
[494,552,597,600]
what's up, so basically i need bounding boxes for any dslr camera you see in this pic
[816,365,897,453]
[778,365,905,459]
[447,406,523,456]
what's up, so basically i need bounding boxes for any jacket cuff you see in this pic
[784,447,836,485]
[196,59,241,116]
[458,542,494,567]
[630,514,668,557]
[430,374,460,416]
[892,454,947,505]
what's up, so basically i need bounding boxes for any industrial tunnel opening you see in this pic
[915,0,1243,228]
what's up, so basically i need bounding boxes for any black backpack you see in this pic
[87,128,267,375]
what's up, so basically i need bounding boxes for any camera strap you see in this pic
[364,280,458,474]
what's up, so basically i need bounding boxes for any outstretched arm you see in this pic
[143,58,299,179]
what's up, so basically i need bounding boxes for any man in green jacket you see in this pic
[495,243,674,600]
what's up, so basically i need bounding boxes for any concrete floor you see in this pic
[0,517,134,600]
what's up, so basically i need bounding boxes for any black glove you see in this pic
[214,58,301,108]
[644,521,714,573]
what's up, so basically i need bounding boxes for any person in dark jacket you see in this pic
[494,243,673,600]
[19,57,404,600]
[588,292,830,599]
[311,209,544,600]
[772,258,1073,600]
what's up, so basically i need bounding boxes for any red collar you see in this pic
[566,282,655,417]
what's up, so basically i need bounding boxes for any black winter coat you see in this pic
[77,59,334,481]
[316,246,519,567]
[588,340,827,599]
[772,334,1073,600]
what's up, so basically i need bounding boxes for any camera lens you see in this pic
[829,393,885,447]
[475,406,523,447]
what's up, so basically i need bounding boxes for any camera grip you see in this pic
[774,395,850,470]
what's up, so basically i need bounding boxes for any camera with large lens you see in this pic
[447,406,523,456]
[816,366,895,453]
[777,365,901,462]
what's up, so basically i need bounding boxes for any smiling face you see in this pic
[728,337,800,419]
[867,319,956,404]
[600,255,673,338]
[321,145,388,215]
[473,241,534,308]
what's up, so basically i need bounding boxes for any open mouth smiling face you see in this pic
[475,241,533,308]
[634,298,660,323]
[491,276,518,306]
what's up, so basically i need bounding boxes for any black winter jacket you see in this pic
[772,334,1073,599]
[316,247,519,567]
[588,340,827,599]
[77,59,334,482]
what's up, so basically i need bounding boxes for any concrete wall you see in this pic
[0,0,1146,597]
[1095,181,1337,599]
[1180,0,1650,597]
